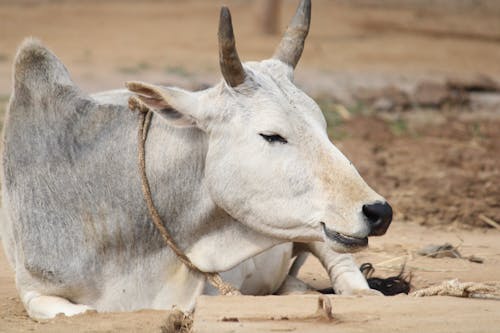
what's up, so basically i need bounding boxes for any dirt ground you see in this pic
[1,0,500,95]
[0,0,499,332]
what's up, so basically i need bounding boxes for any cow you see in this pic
[0,0,392,320]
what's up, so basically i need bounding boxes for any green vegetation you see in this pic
[315,96,366,141]
[389,117,408,136]
[164,65,190,77]
[347,101,372,116]
[316,95,414,139]
[470,121,484,139]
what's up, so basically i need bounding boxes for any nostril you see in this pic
[363,202,393,236]
[362,204,380,224]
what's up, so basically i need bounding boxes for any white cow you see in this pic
[0,0,392,319]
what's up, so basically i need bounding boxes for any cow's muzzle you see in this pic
[363,202,393,236]
[321,222,368,248]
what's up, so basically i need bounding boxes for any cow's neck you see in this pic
[146,115,282,273]
[187,210,284,272]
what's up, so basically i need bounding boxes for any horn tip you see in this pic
[220,6,231,20]
[218,6,234,39]
[298,0,312,22]
[306,0,312,16]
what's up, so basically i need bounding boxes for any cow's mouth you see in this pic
[321,222,368,248]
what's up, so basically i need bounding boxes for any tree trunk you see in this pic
[255,0,282,35]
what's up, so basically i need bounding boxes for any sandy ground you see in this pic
[0,0,500,332]
[193,294,500,333]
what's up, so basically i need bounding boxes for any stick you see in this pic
[470,293,500,301]
[378,265,468,273]
[479,214,500,230]
[333,104,351,120]
[374,255,409,267]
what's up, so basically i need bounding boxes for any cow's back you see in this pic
[1,39,166,304]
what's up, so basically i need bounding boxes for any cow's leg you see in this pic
[275,274,317,295]
[22,291,94,320]
[293,242,381,295]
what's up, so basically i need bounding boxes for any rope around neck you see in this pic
[128,96,240,296]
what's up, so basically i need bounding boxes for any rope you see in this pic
[128,96,240,296]
[410,279,500,300]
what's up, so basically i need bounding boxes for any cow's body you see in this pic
[1,76,364,314]
[1,1,392,319]
[1,58,287,314]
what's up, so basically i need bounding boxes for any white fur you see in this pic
[2,25,387,319]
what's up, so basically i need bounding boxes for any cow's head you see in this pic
[127,0,392,253]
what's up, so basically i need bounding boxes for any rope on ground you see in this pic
[128,95,240,296]
[410,279,500,300]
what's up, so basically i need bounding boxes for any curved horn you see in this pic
[273,0,311,68]
[218,7,245,87]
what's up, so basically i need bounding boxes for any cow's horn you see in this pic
[218,7,245,87]
[273,0,311,68]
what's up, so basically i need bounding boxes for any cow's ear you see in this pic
[126,81,200,128]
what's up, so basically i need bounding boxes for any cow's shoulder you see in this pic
[91,89,132,107]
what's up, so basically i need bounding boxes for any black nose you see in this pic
[363,202,393,236]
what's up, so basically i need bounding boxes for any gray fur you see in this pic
[2,39,277,311]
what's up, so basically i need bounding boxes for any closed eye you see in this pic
[259,133,288,144]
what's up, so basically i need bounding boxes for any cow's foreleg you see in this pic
[275,274,317,295]
[22,291,94,320]
[293,242,381,295]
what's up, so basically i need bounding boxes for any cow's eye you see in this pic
[259,133,288,144]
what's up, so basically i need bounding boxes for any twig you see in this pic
[479,214,500,230]
[379,265,468,273]
[333,104,351,120]
[374,255,409,267]
[470,293,500,300]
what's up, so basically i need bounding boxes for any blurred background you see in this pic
[0,0,498,240]
[1,0,500,93]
